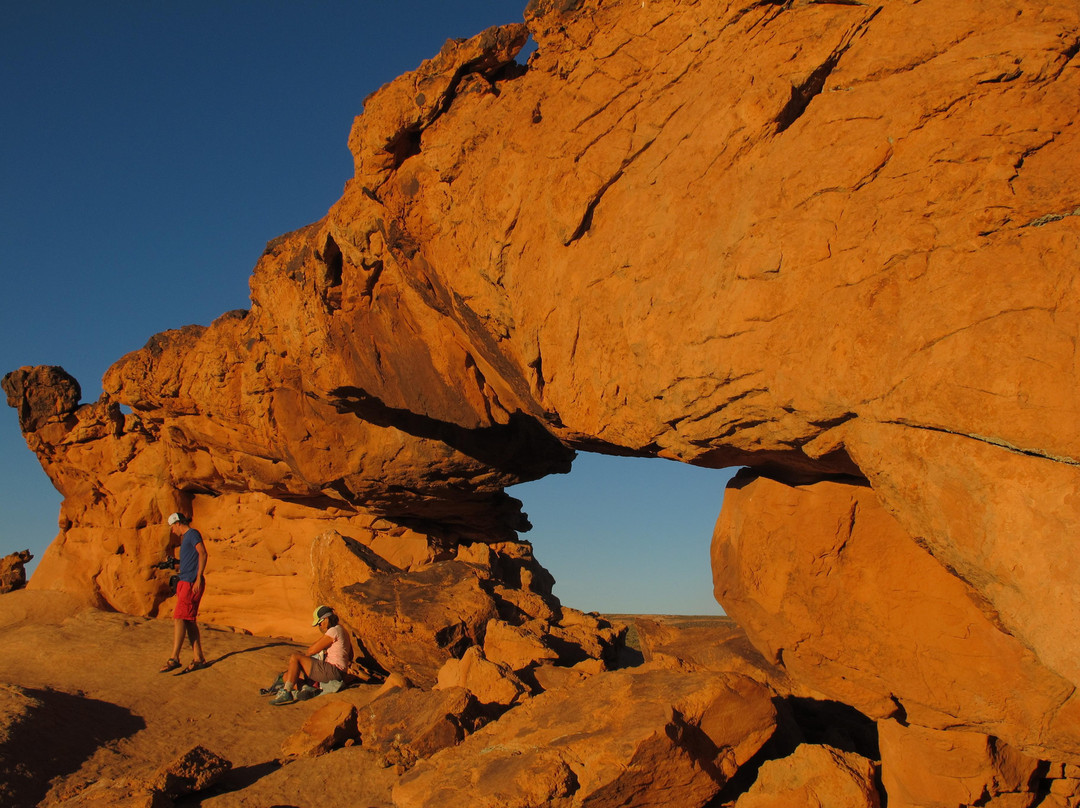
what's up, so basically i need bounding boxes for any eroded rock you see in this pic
[393,669,778,808]
[878,721,1042,808]
[0,551,33,594]
[733,744,881,808]
[356,684,486,770]
[4,0,1080,788]
[281,700,359,760]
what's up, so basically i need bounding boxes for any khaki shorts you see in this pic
[308,657,344,683]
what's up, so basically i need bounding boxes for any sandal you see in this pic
[159,658,181,673]
[179,659,210,674]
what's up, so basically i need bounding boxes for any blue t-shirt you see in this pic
[178,528,204,583]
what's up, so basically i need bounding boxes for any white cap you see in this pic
[167,513,185,526]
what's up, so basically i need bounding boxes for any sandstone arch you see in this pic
[4,0,1080,769]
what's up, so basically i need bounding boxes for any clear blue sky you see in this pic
[1,1,731,615]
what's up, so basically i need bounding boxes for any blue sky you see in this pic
[1,1,730,615]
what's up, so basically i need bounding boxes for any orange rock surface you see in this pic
[4,0,1080,802]
[393,668,778,808]
[733,744,881,808]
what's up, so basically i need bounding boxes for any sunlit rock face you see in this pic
[5,0,1080,778]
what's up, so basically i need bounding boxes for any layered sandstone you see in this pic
[5,0,1080,803]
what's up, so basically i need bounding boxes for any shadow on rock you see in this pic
[209,641,294,667]
[0,687,145,807]
[177,760,283,804]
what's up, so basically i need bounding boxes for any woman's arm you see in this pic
[304,634,334,657]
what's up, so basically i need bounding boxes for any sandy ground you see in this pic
[0,588,398,807]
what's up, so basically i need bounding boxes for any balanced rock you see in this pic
[434,645,529,709]
[482,618,559,671]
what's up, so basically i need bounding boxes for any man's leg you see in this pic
[186,621,205,663]
[171,619,186,661]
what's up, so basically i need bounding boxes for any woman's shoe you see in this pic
[270,689,296,706]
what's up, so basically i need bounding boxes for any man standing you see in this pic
[159,512,209,674]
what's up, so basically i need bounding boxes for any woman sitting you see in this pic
[270,605,354,705]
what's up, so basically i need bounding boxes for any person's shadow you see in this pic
[204,641,296,668]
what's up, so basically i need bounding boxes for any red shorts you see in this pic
[173,580,203,621]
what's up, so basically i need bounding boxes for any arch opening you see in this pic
[509,452,738,616]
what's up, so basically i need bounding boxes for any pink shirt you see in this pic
[324,625,352,671]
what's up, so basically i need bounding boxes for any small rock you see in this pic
[281,700,358,759]
[147,745,231,800]
[434,645,528,708]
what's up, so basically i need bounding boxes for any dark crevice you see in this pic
[318,234,345,312]
[386,125,423,170]
[529,350,545,396]
[706,696,880,807]
[775,52,842,133]
[774,5,882,134]
[564,128,670,244]
[978,67,1023,84]
[564,170,620,244]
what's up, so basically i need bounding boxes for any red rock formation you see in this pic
[280,701,359,760]
[5,0,1080,802]
[733,744,881,808]
[0,551,33,595]
[712,471,1080,760]
[878,721,1042,808]
[392,669,779,808]
[356,683,488,770]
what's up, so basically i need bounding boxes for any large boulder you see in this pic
[713,471,1080,760]
[356,684,487,769]
[733,744,881,808]
[878,721,1042,808]
[393,669,779,808]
